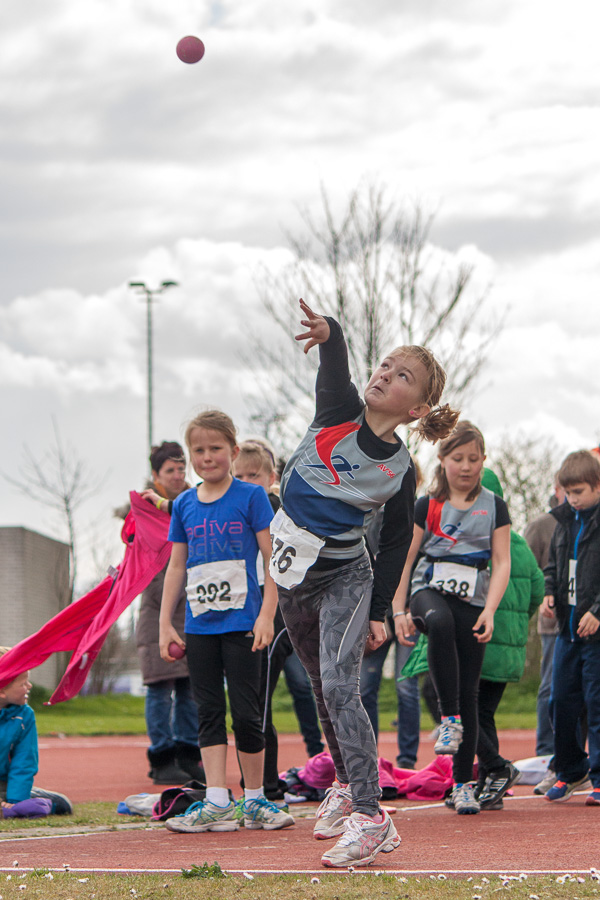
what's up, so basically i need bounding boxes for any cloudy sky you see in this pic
[1,0,599,586]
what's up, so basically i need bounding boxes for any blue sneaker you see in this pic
[585,789,600,807]
[545,773,589,802]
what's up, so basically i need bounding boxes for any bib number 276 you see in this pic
[271,538,297,574]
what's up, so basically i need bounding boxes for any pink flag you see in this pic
[0,493,172,701]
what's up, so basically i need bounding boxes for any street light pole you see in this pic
[128,280,178,462]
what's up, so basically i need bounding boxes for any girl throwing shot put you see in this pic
[271,299,458,867]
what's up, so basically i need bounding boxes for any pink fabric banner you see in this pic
[0,493,172,702]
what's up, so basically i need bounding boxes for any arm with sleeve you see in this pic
[2,707,39,803]
[543,531,559,599]
[313,318,364,427]
[370,464,417,621]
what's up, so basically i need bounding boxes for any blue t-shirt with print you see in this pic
[168,478,274,635]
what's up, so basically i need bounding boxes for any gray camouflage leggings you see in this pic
[277,553,381,815]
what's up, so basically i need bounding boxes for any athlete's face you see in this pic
[564,481,600,512]
[440,440,486,495]
[364,352,430,422]
[153,459,187,500]
[0,671,32,708]
[233,457,274,492]
[188,427,238,485]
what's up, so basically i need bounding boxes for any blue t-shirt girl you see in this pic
[158,409,294,835]
[169,477,273,635]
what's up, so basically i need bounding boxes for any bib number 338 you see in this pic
[432,561,478,600]
[269,508,325,589]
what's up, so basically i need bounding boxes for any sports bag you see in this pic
[151,780,207,821]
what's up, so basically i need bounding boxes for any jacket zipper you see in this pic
[569,512,585,641]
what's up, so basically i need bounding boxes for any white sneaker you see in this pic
[321,810,401,868]
[165,799,239,833]
[240,797,295,830]
[434,719,464,755]
[313,781,353,840]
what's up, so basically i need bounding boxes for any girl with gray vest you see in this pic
[271,299,458,867]
[393,421,511,815]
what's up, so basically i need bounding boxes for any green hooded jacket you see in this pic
[400,468,545,683]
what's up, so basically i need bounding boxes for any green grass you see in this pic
[0,871,599,899]
[30,688,148,735]
[29,676,540,737]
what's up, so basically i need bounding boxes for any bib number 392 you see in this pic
[186,559,247,617]
[269,508,324,589]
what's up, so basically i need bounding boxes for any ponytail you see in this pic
[411,403,461,444]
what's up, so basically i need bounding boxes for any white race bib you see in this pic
[568,558,577,606]
[432,561,478,600]
[186,559,247,616]
[269,508,325,589]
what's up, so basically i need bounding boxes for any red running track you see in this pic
[1,730,599,875]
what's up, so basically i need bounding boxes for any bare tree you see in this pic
[488,433,564,533]
[244,181,502,451]
[85,614,137,695]
[2,419,105,606]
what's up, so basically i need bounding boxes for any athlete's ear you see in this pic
[410,403,430,420]
[231,445,240,462]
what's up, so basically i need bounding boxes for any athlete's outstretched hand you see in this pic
[295,298,330,353]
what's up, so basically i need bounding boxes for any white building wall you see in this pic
[0,527,70,690]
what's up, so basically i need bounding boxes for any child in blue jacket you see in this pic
[0,649,72,818]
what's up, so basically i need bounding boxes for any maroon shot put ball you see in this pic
[176,35,205,64]
[168,641,186,659]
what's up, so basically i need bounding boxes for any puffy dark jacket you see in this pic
[544,501,600,642]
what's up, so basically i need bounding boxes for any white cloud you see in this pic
[1,0,599,585]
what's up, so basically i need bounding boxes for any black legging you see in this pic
[410,589,486,784]
[477,679,508,777]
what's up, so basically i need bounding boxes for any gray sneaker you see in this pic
[434,720,464,755]
[533,769,557,795]
[240,797,295,830]
[165,799,239,833]
[313,781,353,840]
[321,811,401,867]
[452,782,480,815]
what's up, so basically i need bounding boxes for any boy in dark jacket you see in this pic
[541,450,600,805]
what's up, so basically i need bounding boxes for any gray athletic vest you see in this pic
[411,487,497,607]
[281,413,412,560]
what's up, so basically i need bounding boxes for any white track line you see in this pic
[0,867,598,875]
